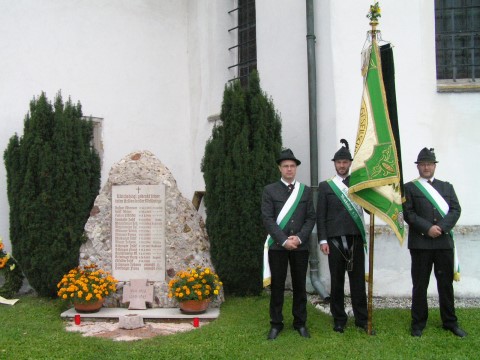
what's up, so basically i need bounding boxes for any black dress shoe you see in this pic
[443,326,467,338]
[267,327,281,340]
[411,329,422,337]
[296,326,311,338]
[333,324,344,333]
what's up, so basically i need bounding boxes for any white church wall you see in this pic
[186,1,233,196]
[0,0,193,250]
[256,0,311,184]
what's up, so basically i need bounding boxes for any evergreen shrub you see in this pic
[202,71,282,295]
[3,92,100,297]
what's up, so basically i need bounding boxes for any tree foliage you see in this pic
[201,71,282,295]
[3,92,100,297]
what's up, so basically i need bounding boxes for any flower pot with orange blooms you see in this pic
[168,265,223,314]
[57,263,118,313]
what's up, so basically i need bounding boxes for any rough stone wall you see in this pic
[80,150,221,308]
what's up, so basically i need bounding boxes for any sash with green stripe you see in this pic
[263,183,306,287]
[412,179,460,281]
[327,177,366,247]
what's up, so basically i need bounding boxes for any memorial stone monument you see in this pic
[80,150,219,308]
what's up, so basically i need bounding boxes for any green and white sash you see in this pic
[327,176,366,246]
[413,179,460,281]
[263,182,306,287]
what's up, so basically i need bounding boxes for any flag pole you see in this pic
[366,18,379,337]
[352,3,404,334]
[367,213,375,335]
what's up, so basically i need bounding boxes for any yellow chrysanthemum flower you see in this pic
[167,265,222,302]
[57,263,117,305]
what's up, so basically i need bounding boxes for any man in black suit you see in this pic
[404,147,466,338]
[261,149,315,340]
[317,139,368,333]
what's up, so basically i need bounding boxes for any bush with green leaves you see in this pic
[3,92,100,297]
[202,71,282,296]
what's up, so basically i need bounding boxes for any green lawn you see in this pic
[0,294,478,360]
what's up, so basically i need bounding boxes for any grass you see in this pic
[0,293,478,360]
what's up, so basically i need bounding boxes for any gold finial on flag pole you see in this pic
[367,2,381,43]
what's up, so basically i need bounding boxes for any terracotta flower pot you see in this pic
[73,299,105,313]
[179,299,210,314]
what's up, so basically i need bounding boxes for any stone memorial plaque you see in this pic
[122,279,154,310]
[112,184,166,281]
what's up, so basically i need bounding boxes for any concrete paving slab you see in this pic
[61,307,219,320]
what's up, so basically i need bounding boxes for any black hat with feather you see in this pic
[332,139,353,161]
[415,147,438,164]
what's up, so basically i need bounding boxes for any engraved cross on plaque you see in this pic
[122,279,154,310]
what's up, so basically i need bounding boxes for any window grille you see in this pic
[435,0,480,81]
[228,0,257,87]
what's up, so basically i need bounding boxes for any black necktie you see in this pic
[427,180,432,184]
[287,184,294,193]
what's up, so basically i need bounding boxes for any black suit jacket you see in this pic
[261,181,316,251]
[316,176,362,240]
[404,178,461,250]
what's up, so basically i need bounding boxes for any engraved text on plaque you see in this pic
[112,184,166,281]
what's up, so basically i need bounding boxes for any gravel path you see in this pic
[310,295,480,315]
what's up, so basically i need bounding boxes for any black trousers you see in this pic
[410,249,458,330]
[327,235,368,327]
[268,249,309,330]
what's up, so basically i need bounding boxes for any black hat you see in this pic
[415,147,438,163]
[276,148,301,165]
[332,139,353,161]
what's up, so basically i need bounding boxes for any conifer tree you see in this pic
[4,92,100,297]
[202,71,282,295]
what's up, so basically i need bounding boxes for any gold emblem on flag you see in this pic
[355,99,368,154]
[371,146,396,177]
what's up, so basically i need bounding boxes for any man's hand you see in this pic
[320,243,329,255]
[427,225,443,238]
[284,236,300,250]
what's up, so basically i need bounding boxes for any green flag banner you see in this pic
[348,41,405,245]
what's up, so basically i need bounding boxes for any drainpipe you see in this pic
[306,0,329,300]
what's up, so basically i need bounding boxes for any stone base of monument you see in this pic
[119,314,144,329]
[60,307,220,321]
